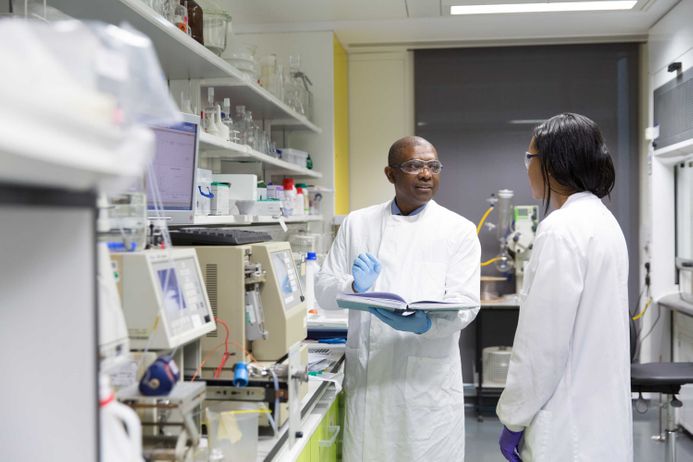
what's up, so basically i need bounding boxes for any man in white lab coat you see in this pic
[315,136,481,462]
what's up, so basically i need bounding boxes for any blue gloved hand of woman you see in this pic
[499,426,523,462]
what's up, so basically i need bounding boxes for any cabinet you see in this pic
[673,310,693,434]
[298,392,344,462]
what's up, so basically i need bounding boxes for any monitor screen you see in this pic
[152,257,212,339]
[271,250,303,310]
[147,121,198,211]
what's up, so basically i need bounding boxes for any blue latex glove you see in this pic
[499,426,523,462]
[352,253,381,293]
[370,308,432,334]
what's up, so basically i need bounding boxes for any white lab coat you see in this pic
[496,192,633,461]
[316,200,480,462]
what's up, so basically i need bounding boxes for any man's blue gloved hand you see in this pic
[352,253,381,293]
[370,308,432,334]
[499,426,523,462]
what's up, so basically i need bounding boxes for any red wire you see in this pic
[213,318,231,379]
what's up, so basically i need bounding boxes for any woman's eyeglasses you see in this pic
[525,152,540,170]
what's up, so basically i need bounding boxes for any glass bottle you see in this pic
[186,0,204,45]
[235,105,247,144]
[244,110,256,149]
[203,87,216,134]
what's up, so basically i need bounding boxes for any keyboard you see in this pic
[169,227,272,246]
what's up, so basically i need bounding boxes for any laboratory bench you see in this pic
[257,348,345,462]
[474,297,520,418]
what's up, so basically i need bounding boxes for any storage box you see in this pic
[278,148,308,168]
[210,182,230,215]
[212,174,257,201]
[255,199,283,217]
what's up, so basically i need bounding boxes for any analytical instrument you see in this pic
[111,248,216,350]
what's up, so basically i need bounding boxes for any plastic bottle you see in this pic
[306,154,313,170]
[297,184,310,215]
[304,252,319,315]
[100,374,144,462]
[295,187,305,216]
[282,178,296,217]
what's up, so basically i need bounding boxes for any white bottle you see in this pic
[100,374,144,462]
[304,252,319,315]
[295,188,305,217]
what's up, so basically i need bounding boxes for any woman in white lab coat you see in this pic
[496,113,633,461]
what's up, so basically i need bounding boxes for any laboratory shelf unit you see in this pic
[49,0,322,132]
[199,132,323,178]
[49,0,239,80]
[201,79,322,133]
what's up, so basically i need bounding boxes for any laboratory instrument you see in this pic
[146,113,201,225]
[169,227,272,246]
[110,248,216,350]
[194,242,309,430]
[481,189,538,293]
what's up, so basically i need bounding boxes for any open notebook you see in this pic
[336,292,479,313]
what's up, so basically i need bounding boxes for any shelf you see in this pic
[200,79,321,133]
[50,0,242,80]
[199,132,323,178]
[49,0,321,132]
[654,138,693,160]
[178,214,324,226]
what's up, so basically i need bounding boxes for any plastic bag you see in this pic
[0,18,181,127]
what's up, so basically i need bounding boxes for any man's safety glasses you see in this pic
[389,160,443,175]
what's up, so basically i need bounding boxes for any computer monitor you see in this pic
[147,113,200,224]
[111,248,216,350]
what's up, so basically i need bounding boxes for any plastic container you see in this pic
[278,148,309,168]
[205,403,259,462]
[210,182,230,215]
[103,191,147,252]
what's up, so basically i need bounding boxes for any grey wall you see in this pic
[414,44,640,384]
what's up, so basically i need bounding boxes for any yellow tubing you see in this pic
[632,299,653,321]
[477,206,494,235]
[481,257,500,267]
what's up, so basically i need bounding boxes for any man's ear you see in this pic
[384,166,396,184]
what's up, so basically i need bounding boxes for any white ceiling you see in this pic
[223,0,681,47]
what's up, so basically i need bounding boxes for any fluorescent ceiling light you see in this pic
[508,119,547,125]
[450,1,637,15]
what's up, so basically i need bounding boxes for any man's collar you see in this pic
[391,198,428,216]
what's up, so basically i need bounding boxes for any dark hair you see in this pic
[533,113,615,212]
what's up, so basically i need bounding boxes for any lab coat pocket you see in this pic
[521,410,552,462]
